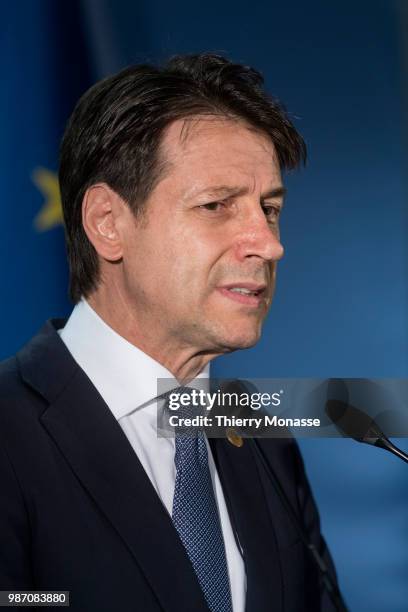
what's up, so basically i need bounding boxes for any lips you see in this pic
[217,283,267,307]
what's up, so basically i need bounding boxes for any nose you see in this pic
[234,208,284,263]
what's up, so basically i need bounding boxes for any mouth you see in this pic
[217,283,268,307]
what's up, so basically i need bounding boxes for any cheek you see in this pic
[171,232,219,281]
[126,219,224,300]
[142,245,197,299]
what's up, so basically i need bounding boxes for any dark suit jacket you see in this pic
[0,320,339,611]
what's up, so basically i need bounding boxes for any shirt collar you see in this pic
[59,299,209,421]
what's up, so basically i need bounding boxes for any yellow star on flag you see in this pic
[32,167,63,231]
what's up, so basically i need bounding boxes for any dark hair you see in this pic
[59,53,306,302]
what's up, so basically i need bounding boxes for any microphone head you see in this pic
[325,399,386,445]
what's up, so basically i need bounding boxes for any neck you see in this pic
[86,292,219,383]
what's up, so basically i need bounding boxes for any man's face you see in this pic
[120,117,285,355]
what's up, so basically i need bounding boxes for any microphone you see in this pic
[326,398,408,464]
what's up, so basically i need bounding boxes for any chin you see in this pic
[199,315,264,352]
[218,326,262,351]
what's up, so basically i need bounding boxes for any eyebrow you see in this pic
[195,184,287,201]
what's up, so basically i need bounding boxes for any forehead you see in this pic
[158,116,281,193]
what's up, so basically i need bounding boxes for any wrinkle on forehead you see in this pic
[155,116,281,203]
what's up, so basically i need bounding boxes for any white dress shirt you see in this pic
[59,299,246,612]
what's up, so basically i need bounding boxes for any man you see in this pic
[0,54,339,611]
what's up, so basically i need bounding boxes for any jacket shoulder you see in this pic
[0,353,46,427]
[0,355,25,400]
[0,318,69,420]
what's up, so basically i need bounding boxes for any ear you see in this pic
[82,184,125,262]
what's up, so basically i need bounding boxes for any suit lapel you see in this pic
[210,437,284,612]
[18,320,209,612]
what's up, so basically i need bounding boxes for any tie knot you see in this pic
[165,386,205,432]
[172,386,195,418]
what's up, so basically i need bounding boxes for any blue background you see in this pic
[2,1,407,609]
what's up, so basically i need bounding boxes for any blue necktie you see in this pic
[170,392,233,612]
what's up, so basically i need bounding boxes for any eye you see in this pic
[261,204,281,222]
[198,201,225,211]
